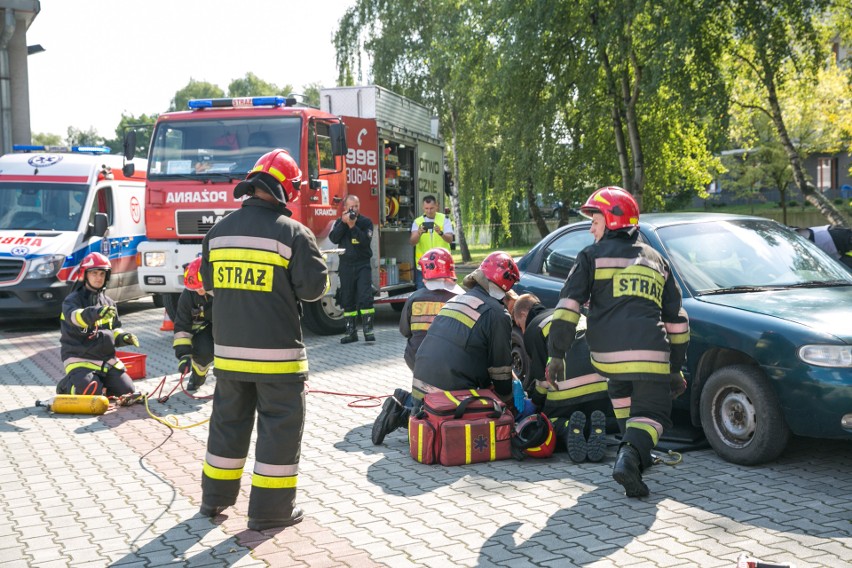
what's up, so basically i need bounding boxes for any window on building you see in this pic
[817,158,836,191]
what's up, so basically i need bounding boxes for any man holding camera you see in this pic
[409,195,454,289]
[330,195,376,343]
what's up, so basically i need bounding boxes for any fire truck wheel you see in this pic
[302,297,346,335]
[163,293,180,321]
[152,294,165,308]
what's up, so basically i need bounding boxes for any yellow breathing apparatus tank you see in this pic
[36,395,110,415]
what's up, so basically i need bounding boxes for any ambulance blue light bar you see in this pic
[12,144,111,154]
[187,96,296,109]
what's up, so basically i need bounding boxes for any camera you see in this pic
[347,208,357,220]
[422,220,435,231]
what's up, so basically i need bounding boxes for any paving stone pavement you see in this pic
[0,299,850,567]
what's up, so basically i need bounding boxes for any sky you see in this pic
[26,0,359,138]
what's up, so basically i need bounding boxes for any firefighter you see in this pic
[546,187,689,498]
[512,293,611,463]
[57,252,140,397]
[173,257,213,392]
[371,247,464,445]
[329,195,376,343]
[198,149,328,531]
[410,195,454,289]
[794,225,852,270]
[411,252,519,409]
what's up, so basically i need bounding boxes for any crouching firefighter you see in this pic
[372,248,464,445]
[173,257,213,391]
[199,149,329,531]
[546,187,690,498]
[57,252,141,398]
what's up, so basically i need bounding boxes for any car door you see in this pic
[516,226,595,307]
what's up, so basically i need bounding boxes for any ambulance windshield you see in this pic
[148,117,301,179]
[0,183,88,231]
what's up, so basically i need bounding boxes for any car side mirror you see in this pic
[92,212,108,237]
[329,122,348,157]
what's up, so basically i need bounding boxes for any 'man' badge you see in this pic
[214,262,273,292]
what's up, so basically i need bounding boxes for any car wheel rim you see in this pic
[511,349,524,380]
[713,388,756,448]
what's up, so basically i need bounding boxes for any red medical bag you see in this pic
[409,389,515,466]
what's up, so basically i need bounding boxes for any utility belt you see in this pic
[409,388,514,466]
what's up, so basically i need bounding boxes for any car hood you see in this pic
[696,287,852,343]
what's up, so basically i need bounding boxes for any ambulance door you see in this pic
[108,181,146,301]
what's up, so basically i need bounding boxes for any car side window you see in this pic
[541,230,595,279]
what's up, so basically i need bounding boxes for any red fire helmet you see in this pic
[579,186,639,231]
[418,248,456,280]
[183,257,203,291]
[479,251,520,292]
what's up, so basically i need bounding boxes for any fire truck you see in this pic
[132,87,445,334]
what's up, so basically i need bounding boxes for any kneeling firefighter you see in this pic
[173,257,213,391]
[57,252,140,397]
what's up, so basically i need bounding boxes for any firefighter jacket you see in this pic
[172,288,213,359]
[200,197,328,383]
[548,230,690,382]
[60,286,132,374]
[329,214,373,265]
[399,285,461,370]
[524,305,608,417]
[412,283,513,400]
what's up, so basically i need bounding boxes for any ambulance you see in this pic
[0,145,149,317]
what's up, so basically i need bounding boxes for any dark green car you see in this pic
[514,212,852,465]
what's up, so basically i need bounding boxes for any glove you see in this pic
[178,356,192,375]
[670,371,687,399]
[97,305,117,321]
[120,333,139,347]
[545,357,565,387]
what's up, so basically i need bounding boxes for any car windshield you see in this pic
[657,219,852,295]
[148,117,301,179]
[0,182,88,231]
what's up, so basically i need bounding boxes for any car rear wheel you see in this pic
[511,327,532,393]
[699,364,790,465]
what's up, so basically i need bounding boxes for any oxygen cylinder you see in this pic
[35,395,110,415]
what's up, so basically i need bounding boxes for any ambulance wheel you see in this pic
[303,297,345,335]
[163,293,180,321]
[511,327,531,393]
[699,364,790,466]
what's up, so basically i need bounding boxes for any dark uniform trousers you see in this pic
[187,326,214,375]
[339,260,373,317]
[59,364,134,397]
[202,378,305,519]
[607,377,672,468]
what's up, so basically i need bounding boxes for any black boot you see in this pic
[340,315,358,344]
[363,313,376,342]
[187,370,206,391]
[372,388,409,445]
[612,444,649,498]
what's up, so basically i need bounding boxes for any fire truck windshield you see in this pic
[0,183,89,231]
[147,117,302,179]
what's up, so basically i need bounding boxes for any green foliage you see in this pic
[32,132,62,146]
[103,112,157,158]
[227,72,292,98]
[65,126,103,147]
[169,79,224,112]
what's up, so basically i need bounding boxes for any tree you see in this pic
[301,82,323,108]
[725,0,848,226]
[169,79,224,112]
[227,72,292,98]
[32,132,62,146]
[65,126,103,147]
[103,112,158,158]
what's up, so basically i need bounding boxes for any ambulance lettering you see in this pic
[0,237,43,246]
[215,262,272,292]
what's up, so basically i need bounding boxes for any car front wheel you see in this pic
[699,364,790,466]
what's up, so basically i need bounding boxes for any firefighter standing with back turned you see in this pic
[173,257,213,392]
[198,149,328,531]
[547,187,690,498]
[329,194,376,343]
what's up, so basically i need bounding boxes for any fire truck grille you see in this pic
[0,258,24,283]
[175,210,234,236]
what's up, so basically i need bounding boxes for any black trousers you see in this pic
[202,378,305,519]
[607,377,672,469]
[339,261,373,312]
[190,326,214,368]
[57,365,134,397]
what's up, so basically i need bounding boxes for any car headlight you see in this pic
[798,345,852,368]
[25,255,66,280]
[144,252,167,267]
